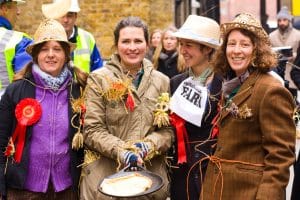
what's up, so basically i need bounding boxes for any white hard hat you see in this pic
[53,0,80,12]
[69,0,80,12]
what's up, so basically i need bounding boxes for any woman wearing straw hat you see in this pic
[201,13,295,199]
[168,15,222,200]
[0,18,87,199]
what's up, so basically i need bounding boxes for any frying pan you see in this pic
[98,164,164,198]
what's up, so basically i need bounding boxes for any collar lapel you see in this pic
[219,70,260,121]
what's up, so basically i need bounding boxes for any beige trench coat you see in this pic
[201,70,296,200]
[80,54,174,200]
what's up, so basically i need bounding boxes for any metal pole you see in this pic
[260,0,270,33]
[277,0,281,12]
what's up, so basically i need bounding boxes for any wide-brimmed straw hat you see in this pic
[173,15,220,49]
[42,0,71,19]
[26,19,76,56]
[220,13,269,43]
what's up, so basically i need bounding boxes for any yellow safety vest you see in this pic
[0,28,29,90]
[73,28,96,73]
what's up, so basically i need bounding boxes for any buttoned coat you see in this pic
[80,54,174,200]
[201,70,296,200]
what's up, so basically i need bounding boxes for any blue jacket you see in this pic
[0,16,32,73]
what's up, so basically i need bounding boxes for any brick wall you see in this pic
[14,0,174,59]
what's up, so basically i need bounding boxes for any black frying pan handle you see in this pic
[123,163,145,172]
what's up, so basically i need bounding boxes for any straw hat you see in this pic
[172,15,220,49]
[26,19,76,56]
[42,0,71,19]
[220,13,269,43]
[0,0,25,4]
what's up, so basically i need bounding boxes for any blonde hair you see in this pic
[149,28,162,47]
[152,26,185,73]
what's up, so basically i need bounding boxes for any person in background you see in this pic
[201,13,295,199]
[79,16,173,200]
[152,26,185,79]
[168,15,222,200]
[269,6,300,62]
[55,0,103,73]
[145,28,162,61]
[270,6,300,109]
[0,19,87,200]
[0,0,32,97]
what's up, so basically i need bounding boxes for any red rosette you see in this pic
[169,113,189,164]
[6,98,42,163]
[15,98,42,126]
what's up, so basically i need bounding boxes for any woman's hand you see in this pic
[133,142,151,159]
[122,150,143,166]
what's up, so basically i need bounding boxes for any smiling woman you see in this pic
[80,16,173,200]
[201,13,296,200]
[117,26,148,73]
[0,18,88,200]
[225,29,255,76]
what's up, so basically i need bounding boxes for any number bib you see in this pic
[170,77,208,127]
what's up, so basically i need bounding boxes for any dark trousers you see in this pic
[7,183,78,200]
[170,161,208,200]
[291,153,300,200]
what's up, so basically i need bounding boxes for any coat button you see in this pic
[87,169,91,174]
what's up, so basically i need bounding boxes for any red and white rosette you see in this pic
[5,98,42,163]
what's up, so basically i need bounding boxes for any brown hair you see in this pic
[13,63,88,88]
[212,28,277,77]
[13,41,88,88]
[113,16,149,46]
[30,41,71,64]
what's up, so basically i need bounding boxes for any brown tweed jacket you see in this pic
[201,70,296,200]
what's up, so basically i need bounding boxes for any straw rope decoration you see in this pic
[195,155,265,200]
[71,87,86,150]
[180,137,264,200]
[100,75,136,113]
[79,149,101,168]
[153,93,170,128]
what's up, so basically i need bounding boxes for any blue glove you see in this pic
[123,150,138,166]
[134,142,150,159]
